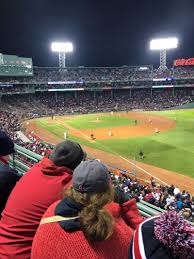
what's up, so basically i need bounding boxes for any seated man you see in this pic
[0,131,21,218]
[0,140,85,259]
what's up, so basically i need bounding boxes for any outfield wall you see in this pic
[168,101,194,110]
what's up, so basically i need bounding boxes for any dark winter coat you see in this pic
[0,158,20,217]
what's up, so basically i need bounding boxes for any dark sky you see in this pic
[1,0,194,68]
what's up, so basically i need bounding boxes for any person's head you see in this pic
[0,131,15,161]
[64,160,114,242]
[129,210,194,259]
[49,140,85,170]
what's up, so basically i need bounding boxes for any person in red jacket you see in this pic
[0,140,85,259]
[31,160,143,259]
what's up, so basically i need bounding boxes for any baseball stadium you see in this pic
[1,52,194,258]
[1,61,194,190]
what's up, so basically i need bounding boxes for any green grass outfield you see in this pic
[34,110,194,178]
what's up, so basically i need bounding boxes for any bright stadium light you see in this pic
[51,42,73,53]
[51,42,73,68]
[150,38,178,50]
[150,37,178,70]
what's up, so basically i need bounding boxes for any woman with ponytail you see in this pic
[31,160,143,259]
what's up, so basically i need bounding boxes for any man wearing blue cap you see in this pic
[0,131,21,217]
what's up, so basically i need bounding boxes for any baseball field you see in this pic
[25,110,194,193]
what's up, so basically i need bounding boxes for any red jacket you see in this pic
[31,199,143,259]
[0,157,73,259]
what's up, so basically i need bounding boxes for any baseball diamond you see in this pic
[24,110,194,193]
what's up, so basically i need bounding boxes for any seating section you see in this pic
[8,144,194,223]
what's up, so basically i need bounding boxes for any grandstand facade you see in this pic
[1,64,194,116]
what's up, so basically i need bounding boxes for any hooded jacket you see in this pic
[0,157,74,259]
[31,197,143,259]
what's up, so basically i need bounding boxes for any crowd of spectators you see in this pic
[1,88,194,118]
[174,67,194,78]
[0,111,21,137]
[0,111,53,167]
[111,173,194,222]
[1,66,194,86]
[0,66,153,84]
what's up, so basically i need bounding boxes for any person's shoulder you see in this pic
[41,200,61,219]
[0,163,19,179]
[105,202,121,218]
[0,164,17,174]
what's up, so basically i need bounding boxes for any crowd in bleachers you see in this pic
[0,66,153,83]
[1,88,194,118]
[0,111,21,137]
[174,67,194,78]
[1,66,194,86]
[111,172,194,223]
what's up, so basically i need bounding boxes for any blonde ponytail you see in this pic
[64,187,114,241]
[80,204,113,241]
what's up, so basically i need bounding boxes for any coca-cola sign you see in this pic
[174,58,194,66]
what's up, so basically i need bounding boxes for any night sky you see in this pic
[0,0,194,68]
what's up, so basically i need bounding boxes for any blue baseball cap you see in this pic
[73,160,110,193]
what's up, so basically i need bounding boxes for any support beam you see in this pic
[159,49,167,70]
[59,52,66,68]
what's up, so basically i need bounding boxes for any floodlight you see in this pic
[150,38,178,50]
[51,42,73,68]
[150,37,179,70]
[51,42,73,53]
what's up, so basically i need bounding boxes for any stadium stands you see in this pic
[1,88,194,117]
[7,144,194,223]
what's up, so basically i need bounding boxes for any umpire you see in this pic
[0,131,21,217]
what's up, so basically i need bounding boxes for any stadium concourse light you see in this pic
[51,42,73,68]
[150,37,178,70]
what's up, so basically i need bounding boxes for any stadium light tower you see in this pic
[150,37,178,70]
[51,42,73,68]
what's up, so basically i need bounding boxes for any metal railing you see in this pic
[9,144,177,218]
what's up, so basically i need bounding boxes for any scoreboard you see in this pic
[0,54,33,76]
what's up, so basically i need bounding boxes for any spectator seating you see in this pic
[11,144,194,225]
[9,144,42,175]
